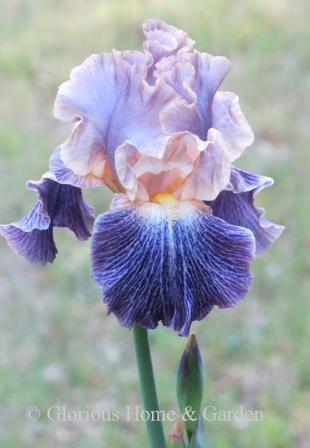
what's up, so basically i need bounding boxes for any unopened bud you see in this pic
[177,334,204,435]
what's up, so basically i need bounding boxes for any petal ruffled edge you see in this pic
[54,50,175,165]
[114,133,201,201]
[207,168,284,255]
[159,52,231,139]
[0,199,55,265]
[91,199,255,336]
[0,178,95,264]
[47,146,118,191]
[142,19,195,65]
[211,91,254,161]
[180,128,231,201]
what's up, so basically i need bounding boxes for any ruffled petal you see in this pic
[142,19,195,69]
[54,51,174,187]
[114,133,201,201]
[155,56,195,101]
[91,197,255,336]
[160,52,231,139]
[211,92,254,161]
[47,146,99,189]
[59,119,113,186]
[47,146,118,191]
[114,130,232,203]
[114,141,149,201]
[207,168,284,255]
[0,178,95,264]
[0,201,56,265]
[180,129,231,201]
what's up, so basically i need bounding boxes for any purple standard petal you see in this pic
[91,200,255,336]
[0,178,95,264]
[207,168,284,255]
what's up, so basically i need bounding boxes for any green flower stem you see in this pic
[133,325,167,448]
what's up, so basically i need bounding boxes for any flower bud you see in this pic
[189,416,206,448]
[177,334,204,435]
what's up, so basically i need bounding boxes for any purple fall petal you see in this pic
[207,168,284,255]
[91,201,255,336]
[0,178,95,264]
[0,201,57,264]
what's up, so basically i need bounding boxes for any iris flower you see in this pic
[1,20,283,336]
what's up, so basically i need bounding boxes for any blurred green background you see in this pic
[0,0,309,447]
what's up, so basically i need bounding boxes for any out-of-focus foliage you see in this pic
[0,1,309,447]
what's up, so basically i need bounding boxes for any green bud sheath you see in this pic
[189,416,206,448]
[177,334,204,436]
[167,419,187,448]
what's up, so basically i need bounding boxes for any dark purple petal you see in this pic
[207,168,284,255]
[91,203,255,336]
[229,167,273,193]
[0,178,95,264]
[0,201,57,264]
[27,178,95,240]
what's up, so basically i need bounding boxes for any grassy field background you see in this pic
[0,1,309,447]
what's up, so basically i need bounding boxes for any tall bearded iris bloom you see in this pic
[0,19,283,336]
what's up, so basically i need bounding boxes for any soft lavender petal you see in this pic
[54,51,175,179]
[160,52,231,139]
[211,91,254,161]
[180,128,231,201]
[142,19,195,82]
[47,147,106,189]
[142,19,195,61]
[114,133,200,201]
